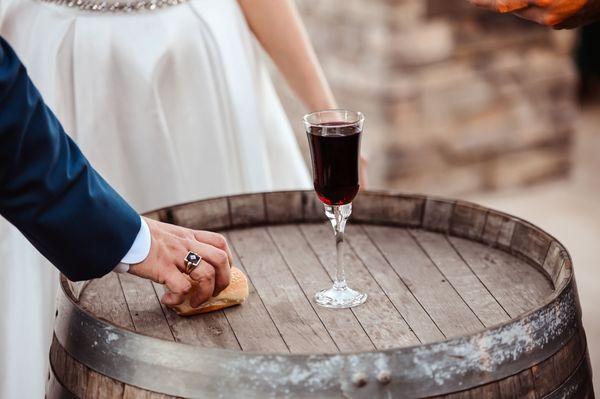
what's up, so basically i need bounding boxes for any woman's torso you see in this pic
[0,0,310,211]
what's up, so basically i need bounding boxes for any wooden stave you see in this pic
[544,352,595,399]
[50,191,591,398]
[46,363,78,399]
[47,329,594,399]
[50,330,594,399]
[145,191,573,290]
[52,274,585,398]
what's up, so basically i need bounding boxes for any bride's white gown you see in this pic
[0,0,310,397]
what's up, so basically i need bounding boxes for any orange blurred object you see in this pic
[539,0,588,25]
[492,0,589,25]
[496,0,529,12]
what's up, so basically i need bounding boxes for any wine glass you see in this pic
[304,109,367,309]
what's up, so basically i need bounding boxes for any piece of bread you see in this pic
[168,267,249,316]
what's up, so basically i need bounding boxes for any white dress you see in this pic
[0,1,310,397]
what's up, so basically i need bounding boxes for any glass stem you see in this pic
[325,203,352,290]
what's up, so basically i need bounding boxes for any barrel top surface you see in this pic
[74,191,562,355]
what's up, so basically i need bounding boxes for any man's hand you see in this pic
[128,218,232,308]
[468,0,600,28]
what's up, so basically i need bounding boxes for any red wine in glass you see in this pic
[307,122,361,206]
[304,110,367,309]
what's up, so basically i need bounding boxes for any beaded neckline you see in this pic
[39,0,187,12]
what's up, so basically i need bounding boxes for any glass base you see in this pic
[314,286,367,309]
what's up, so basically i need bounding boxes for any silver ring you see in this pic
[184,251,202,274]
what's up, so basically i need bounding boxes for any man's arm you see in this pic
[0,37,232,307]
[0,37,140,281]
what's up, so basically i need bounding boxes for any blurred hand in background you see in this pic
[468,0,600,28]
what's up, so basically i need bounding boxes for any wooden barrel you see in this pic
[48,191,594,399]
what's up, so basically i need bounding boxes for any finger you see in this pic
[167,236,230,294]
[188,241,231,294]
[159,221,234,265]
[189,264,215,307]
[192,260,228,296]
[514,6,552,24]
[161,291,186,306]
[158,283,187,306]
[529,0,587,26]
[468,0,528,12]
[193,231,234,264]
[163,266,192,295]
[496,0,530,12]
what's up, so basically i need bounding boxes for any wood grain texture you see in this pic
[122,386,176,399]
[496,369,536,399]
[449,236,553,317]
[426,332,588,399]
[84,372,124,399]
[364,225,483,337]
[51,337,177,399]
[75,225,558,353]
[170,197,230,231]
[554,257,573,287]
[47,368,76,399]
[268,224,376,352]
[542,241,565,286]
[532,329,586,397]
[51,191,591,399]
[352,193,424,226]
[543,353,594,399]
[511,222,553,267]
[410,229,510,327]
[482,211,517,249]
[467,383,500,398]
[152,282,241,350]
[264,191,305,224]
[118,274,174,341]
[50,335,88,398]
[79,272,134,330]
[345,225,445,344]
[298,223,421,349]
[221,232,289,353]
[229,227,338,353]
[229,193,266,226]
[301,191,327,223]
[450,202,488,240]
[422,198,454,233]
[50,327,589,399]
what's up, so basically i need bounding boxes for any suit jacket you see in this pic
[0,37,140,281]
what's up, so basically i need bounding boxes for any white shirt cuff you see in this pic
[113,217,151,273]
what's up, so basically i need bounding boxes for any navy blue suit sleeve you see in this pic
[0,37,141,281]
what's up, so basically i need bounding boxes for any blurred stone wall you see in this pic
[274,0,578,196]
